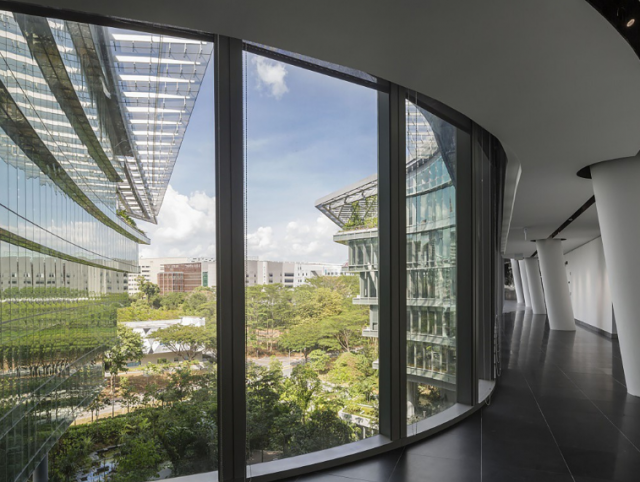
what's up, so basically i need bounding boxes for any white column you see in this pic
[511,258,525,304]
[536,239,575,331]
[518,259,532,307]
[591,156,640,396]
[524,258,546,315]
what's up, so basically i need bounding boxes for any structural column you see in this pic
[590,156,640,396]
[510,258,525,304]
[536,239,575,331]
[518,259,532,308]
[524,258,546,315]
[33,454,48,482]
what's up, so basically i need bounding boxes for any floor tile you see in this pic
[388,453,481,482]
[294,308,640,482]
[560,446,640,481]
[482,462,573,481]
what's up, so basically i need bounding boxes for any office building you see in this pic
[3,1,640,482]
[317,102,456,419]
[0,8,211,482]
[158,262,203,294]
[198,258,344,289]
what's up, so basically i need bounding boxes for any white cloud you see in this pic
[246,216,347,263]
[139,185,216,258]
[140,186,347,264]
[247,226,276,251]
[252,56,289,99]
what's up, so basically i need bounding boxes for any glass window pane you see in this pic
[245,51,379,471]
[0,9,215,481]
[406,97,457,430]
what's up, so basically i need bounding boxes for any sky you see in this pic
[139,51,377,264]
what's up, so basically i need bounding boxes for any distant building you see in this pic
[131,257,344,295]
[202,258,344,288]
[158,262,203,294]
[128,257,214,295]
[316,101,457,415]
[122,317,206,366]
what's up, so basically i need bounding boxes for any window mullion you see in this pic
[215,34,246,482]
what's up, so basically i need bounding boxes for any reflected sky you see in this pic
[140,54,378,263]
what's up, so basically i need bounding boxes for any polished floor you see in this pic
[287,304,640,482]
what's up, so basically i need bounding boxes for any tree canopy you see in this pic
[153,324,210,362]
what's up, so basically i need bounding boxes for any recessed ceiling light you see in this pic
[627,18,636,27]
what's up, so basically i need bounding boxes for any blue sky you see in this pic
[140,53,377,264]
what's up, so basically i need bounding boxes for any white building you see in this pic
[122,316,206,366]
[201,258,344,289]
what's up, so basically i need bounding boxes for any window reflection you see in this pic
[245,51,379,469]
[0,9,213,482]
[406,99,457,427]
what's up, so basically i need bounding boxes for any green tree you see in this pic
[137,276,160,302]
[308,349,331,373]
[319,302,368,352]
[292,286,343,322]
[120,377,139,414]
[156,401,217,476]
[279,322,323,362]
[104,324,144,416]
[49,434,93,482]
[160,291,186,310]
[246,360,285,462]
[87,391,109,423]
[111,415,163,482]
[153,324,209,361]
[282,364,323,423]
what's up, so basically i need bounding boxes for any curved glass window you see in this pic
[405,98,457,429]
[0,10,216,482]
[0,7,503,481]
[244,50,379,471]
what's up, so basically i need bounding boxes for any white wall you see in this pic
[564,237,614,334]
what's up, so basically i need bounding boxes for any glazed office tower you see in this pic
[317,101,457,422]
[0,11,211,482]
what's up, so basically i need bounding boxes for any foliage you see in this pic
[49,434,94,482]
[117,209,138,228]
[342,196,377,231]
[153,324,211,361]
[104,325,144,377]
[318,302,368,352]
[47,275,383,480]
[117,298,181,322]
[308,349,331,373]
[137,276,160,302]
[160,291,187,310]
[344,201,364,230]
[278,322,323,361]
[111,415,163,482]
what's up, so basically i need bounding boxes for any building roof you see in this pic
[99,27,213,223]
[316,102,440,229]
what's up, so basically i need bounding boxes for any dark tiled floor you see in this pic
[287,305,640,481]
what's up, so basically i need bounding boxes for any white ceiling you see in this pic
[14,0,640,258]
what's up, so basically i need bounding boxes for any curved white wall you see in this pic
[592,157,640,396]
[564,237,614,335]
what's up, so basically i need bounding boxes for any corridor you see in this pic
[288,306,640,482]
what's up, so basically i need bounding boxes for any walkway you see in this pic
[287,306,640,481]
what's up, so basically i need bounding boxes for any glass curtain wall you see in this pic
[0,8,502,479]
[0,8,215,482]
[244,50,379,470]
[405,96,458,429]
